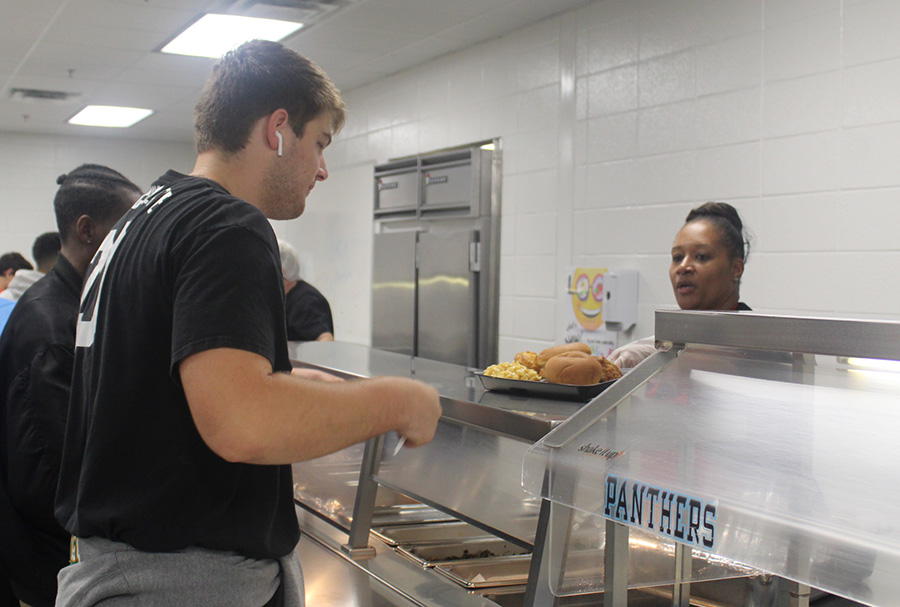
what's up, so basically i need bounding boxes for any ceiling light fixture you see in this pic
[160,13,304,59]
[68,105,153,128]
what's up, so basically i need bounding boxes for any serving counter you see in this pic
[289,313,898,606]
[289,341,574,607]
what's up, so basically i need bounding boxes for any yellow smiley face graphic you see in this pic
[571,267,606,331]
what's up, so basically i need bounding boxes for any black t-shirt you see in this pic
[55,171,299,559]
[285,280,333,341]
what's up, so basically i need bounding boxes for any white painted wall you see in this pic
[0,132,195,257]
[270,162,374,346]
[4,0,900,361]
[314,0,900,359]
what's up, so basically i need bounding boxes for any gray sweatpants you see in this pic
[55,537,304,607]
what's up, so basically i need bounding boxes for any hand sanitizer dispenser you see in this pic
[603,269,638,331]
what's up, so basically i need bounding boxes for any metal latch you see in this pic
[469,242,481,272]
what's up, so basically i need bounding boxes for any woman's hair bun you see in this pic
[685,201,742,232]
[685,201,750,262]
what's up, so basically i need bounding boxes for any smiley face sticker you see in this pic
[571,267,606,331]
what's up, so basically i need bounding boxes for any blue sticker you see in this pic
[603,474,717,550]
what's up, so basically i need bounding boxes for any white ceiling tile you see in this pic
[0,0,592,143]
[57,0,203,34]
[291,24,423,55]
[27,43,143,71]
[325,2,480,37]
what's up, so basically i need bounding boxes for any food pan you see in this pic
[396,537,530,568]
[372,521,489,547]
[474,373,618,401]
[295,494,452,530]
[434,554,532,588]
[369,503,455,527]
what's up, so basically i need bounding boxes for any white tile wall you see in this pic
[762,71,841,138]
[761,131,841,195]
[311,0,900,357]
[515,212,558,256]
[839,188,900,251]
[0,133,194,263]
[841,123,900,189]
[638,0,699,60]
[576,15,639,76]
[638,50,695,108]
[842,0,900,66]
[6,0,900,360]
[842,58,900,127]
[694,0,761,45]
[585,159,638,209]
[694,142,760,201]
[637,100,698,155]
[634,152,696,206]
[695,34,762,96]
[750,193,842,253]
[762,0,841,26]
[586,111,639,163]
[271,162,374,346]
[762,9,841,81]
[586,66,638,117]
[694,87,762,148]
[512,297,557,342]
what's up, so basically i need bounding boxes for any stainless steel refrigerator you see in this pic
[371,144,500,369]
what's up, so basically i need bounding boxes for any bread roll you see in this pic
[514,350,541,373]
[541,351,604,385]
[537,342,592,368]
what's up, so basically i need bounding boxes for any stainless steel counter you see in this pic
[295,505,503,607]
[289,341,588,548]
[287,339,790,607]
[287,341,603,606]
[288,341,585,442]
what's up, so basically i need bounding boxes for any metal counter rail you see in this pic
[289,341,582,564]
[654,309,900,359]
[289,341,576,442]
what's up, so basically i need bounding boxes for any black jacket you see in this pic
[0,255,81,607]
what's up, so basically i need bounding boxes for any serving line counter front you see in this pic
[524,311,900,607]
[288,341,570,607]
[286,338,757,607]
[289,313,899,607]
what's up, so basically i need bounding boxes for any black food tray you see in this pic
[474,373,617,401]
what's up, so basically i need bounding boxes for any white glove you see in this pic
[608,336,657,369]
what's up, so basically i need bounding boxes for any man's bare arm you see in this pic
[180,347,441,465]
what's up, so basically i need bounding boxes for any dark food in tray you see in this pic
[434,554,532,588]
[396,538,530,568]
[474,372,618,401]
[372,521,489,547]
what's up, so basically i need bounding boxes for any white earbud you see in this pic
[275,131,283,157]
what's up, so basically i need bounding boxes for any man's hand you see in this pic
[388,377,441,448]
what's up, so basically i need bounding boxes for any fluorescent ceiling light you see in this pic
[68,105,153,128]
[161,14,304,58]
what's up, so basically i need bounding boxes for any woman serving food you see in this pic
[609,202,751,369]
